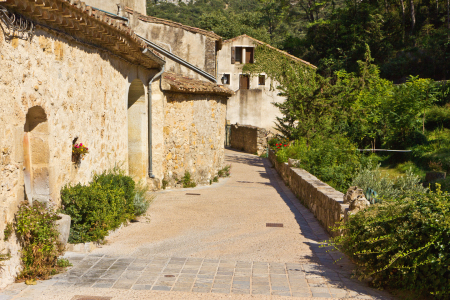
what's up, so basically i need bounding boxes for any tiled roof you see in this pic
[124,7,222,42]
[224,34,317,69]
[161,72,234,96]
[1,0,164,69]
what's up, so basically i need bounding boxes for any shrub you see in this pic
[275,135,370,192]
[331,188,450,297]
[61,168,138,243]
[15,201,62,279]
[133,183,152,216]
[218,165,231,177]
[425,105,450,130]
[182,171,196,188]
[352,165,428,201]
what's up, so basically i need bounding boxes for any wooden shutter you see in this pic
[231,47,235,64]
[240,75,249,89]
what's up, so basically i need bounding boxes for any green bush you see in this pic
[352,165,428,200]
[275,135,370,193]
[182,171,196,188]
[133,182,152,216]
[61,169,138,244]
[425,105,450,130]
[331,188,450,297]
[15,201,62,279]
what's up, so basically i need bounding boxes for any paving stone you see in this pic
[292,292,313,297]
[152,286,172,291]
[211,289,229,294]
[231,289,250,294]
[132,284,153,290]
[172,286,192,292]
[192,287,211,293]
[272,291,291,296]
[92,279,116,288]
[113,280,135,289]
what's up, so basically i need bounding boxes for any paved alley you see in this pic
[0,150,393,300]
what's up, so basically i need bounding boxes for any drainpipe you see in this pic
[147,66,165,178]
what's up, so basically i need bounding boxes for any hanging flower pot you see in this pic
[72,143,89,165]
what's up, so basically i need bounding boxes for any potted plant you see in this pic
[72,143,89,164]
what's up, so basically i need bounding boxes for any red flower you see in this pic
[284,144,287,147]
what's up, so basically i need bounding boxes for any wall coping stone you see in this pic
[268,149,348,237]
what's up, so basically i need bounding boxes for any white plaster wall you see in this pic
[217,36,285,131]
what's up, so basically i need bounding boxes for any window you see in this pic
[221,74,230,85]
[231,46,254,64]
[245,47,254,64]
[234,47,243,63]
[259,75,266,85]
[240,74,250,89]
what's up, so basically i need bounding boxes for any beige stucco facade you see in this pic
[217,35,285,131]
[0,23,161,286]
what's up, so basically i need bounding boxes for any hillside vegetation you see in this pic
[149,0,450,81]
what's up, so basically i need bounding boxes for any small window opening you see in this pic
[245,47,254,64]
[259,75,266,85]
[221,74,230,85]
[240,74,250,90]
[235,47,243,63]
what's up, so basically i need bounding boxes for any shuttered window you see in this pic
[240,74,250,89]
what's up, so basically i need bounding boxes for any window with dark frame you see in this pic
[245,47,254,63]
[221,74,230,85]
[240,74,250,90]
[259,75,266,85]
[235,47,243,63]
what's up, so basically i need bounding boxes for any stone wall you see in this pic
[132,18,218,80]
[151,92,227,188]
[230,124,267,156]
[268,150,348,237]
[0,26,154,287]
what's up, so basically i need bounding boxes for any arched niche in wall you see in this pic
[127,79,146,179]
[23,106,50,204]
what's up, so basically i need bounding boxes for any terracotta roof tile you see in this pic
[224,34,317,69]
[1,0,164,69]
[161,72,233,96]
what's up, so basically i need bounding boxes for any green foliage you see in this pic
[56,258,72,268]
[61,168,140,244]
[218,164,231,177]
[182,171,197,188]
[352,165,428,201]
[15,201,62,280]
[330,188,450,297]
[275,135,367,192]
[3,222,13,241]
[425,105,450,131]
[133,183,152,216]
[162,178,168,190]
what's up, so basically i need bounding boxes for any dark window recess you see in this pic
[246,47,254,63]
[235,46,243,63]
[221,74,230,85]
[259,75,266,85]
[240,74,250,90]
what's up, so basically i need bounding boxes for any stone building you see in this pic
[217,34,316,131]
[0,0,231,286]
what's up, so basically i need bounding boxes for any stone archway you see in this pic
[23,106,50,204]
[127,79,146,179]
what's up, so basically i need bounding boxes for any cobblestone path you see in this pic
[0,150,393,300]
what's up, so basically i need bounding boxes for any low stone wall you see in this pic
[269,150,348,237]
[230,124,267,155]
